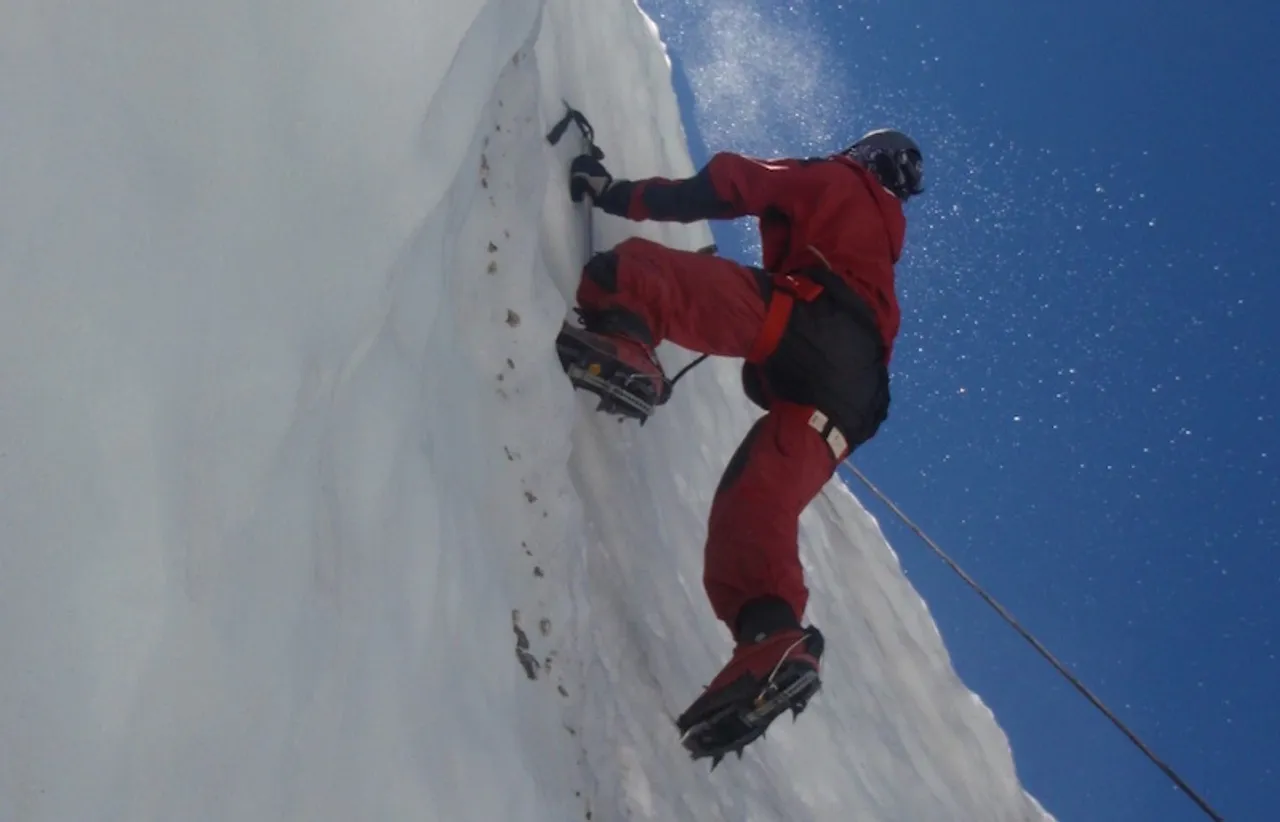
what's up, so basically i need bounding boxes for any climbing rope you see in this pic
[843,463,1225,822]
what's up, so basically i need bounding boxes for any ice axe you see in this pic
[546,102,604,256]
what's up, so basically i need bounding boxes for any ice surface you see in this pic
[0,0,1050,819]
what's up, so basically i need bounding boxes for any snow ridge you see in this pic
[0,0,1050,819]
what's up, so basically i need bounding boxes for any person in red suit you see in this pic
[559,129,925,762]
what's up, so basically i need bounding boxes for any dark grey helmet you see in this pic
[844,128,925,202]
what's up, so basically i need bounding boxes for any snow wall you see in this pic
[0,0,1053,819]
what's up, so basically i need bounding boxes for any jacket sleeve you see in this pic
[595,152,797,223]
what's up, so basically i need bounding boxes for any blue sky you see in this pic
[638,1,1279,819]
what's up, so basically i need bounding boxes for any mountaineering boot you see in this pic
[555,309,671,422]
[676,597,825,767]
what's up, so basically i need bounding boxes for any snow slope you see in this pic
[0,0,1051,820]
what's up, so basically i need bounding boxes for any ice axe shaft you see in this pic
[546,103,604,256]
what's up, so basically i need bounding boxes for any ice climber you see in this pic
[555,129,925,765]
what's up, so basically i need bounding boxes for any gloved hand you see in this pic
[569,154,613,203]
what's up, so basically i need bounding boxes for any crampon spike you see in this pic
[676,665,822,766]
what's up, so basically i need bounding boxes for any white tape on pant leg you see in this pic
[807,410,849,461]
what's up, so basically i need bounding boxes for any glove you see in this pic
[569,154,613,203]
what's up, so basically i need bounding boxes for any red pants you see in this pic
[576,237,846,632]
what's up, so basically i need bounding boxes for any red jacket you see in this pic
[599,152,906,361]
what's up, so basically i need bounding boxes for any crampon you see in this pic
[675,655,822,770]
[555,322,671,423]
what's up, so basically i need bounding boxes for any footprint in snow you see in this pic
[511,610,540,681]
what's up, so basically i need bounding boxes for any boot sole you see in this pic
[556,325,667,421]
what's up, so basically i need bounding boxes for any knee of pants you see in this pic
[580,237,663,298]
[582,249,621,294]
